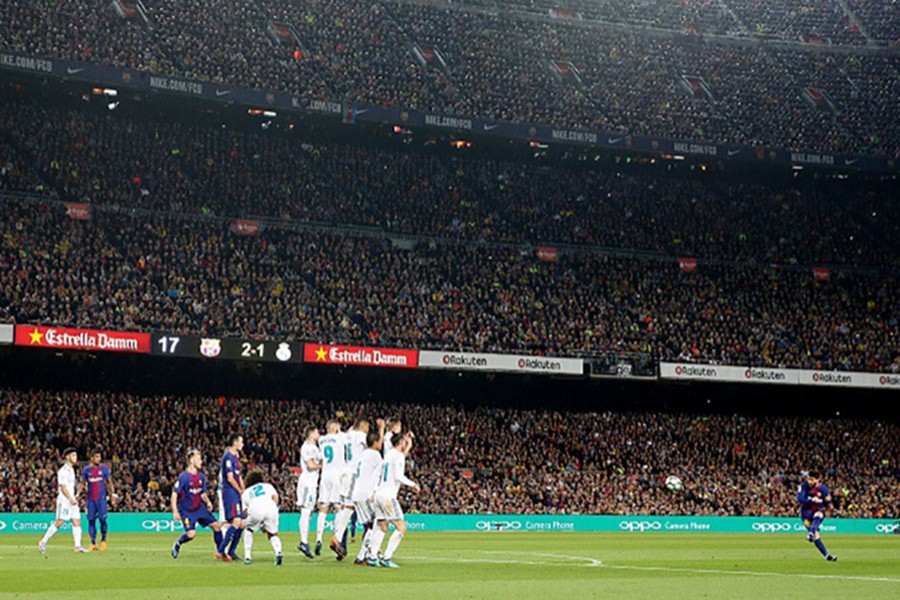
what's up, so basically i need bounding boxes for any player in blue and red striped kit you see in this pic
[171,449,224,559]
[80,448,117,551]
[797,470,838,561]
[216,434,245,561]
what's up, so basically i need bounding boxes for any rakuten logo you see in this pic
[744,368,787,381]
[516,358,562,371]
[618,521,662,532]
[673,365,718,378]
[442,354,488,368]
[879,375,900,387]
[812,372,852,384]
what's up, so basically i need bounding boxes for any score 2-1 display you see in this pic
[151,334,303,363]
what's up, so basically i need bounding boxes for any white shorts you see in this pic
[245,501,279,535]
[339,471,353,503]
[56,498,80,522]
[296,478,318,510]
[373,495,403,521]
[318,473,341,506]
[353,499,375,526]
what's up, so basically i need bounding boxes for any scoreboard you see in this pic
[151,334,303,363]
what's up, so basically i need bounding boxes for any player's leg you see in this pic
[353,502,374,563]
[368,519,388,565]
[98,499,109,549]
[87,501,98,550]
[243,528,254,564]
[809,514,836,560]
[173,514,199,558]
[315,503,329,555]
[264,508,283,565]
[349,510,358,542]
[382,518,406,566]
[71,504,86,552]
[39,505,66,552]
[331,503,353,559]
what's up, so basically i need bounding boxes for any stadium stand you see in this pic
[1,389,897,517]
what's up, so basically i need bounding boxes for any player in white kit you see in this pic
[331,417,383,559]
[370,433,419,568]
[39,447,89,553]
[316,419,346,557]
[351,430,384,564]
[296,424,321,559]
[382,417,402,455]
[240,470,283,566]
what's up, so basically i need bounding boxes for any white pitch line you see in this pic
[600,563,900,584]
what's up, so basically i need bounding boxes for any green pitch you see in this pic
[1,533,898,599]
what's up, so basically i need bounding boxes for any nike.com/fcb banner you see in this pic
[419,350,583,376]
[660,362,900,390]
[14,325,151,354]
[0,513,896,535]
[303,344,419,368]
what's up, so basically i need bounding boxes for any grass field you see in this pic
[1,532,898,599]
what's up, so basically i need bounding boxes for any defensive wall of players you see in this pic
[4,324,900,391]
[0,513,897,535]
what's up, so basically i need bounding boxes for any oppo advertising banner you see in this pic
[659,362,900,390]
[419,351,584,376]
[1,514,896,535]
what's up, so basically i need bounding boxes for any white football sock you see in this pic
[41,523,58,544]
[333,508,352,540]
[271,535,282,555]
[242,530,253,560]
[316,511,326,543]
[300,508,312,543]
[384,530,404,561]
[72,526,83,548]
[368,527,386,559]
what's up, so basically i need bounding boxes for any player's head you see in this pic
[63,447,78,465]
[326,419,341,434]
[244,470,264,488]
[187,448,203,469]
[397,434,413,455]
[304,424,320,442]
[354,417,370,433]
[227,433,244,453]
[806,470,821,486]
[366,430,382,451]
[90,448,102,465]
[386,417,402,433]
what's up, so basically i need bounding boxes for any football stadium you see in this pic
[0,0,899,598]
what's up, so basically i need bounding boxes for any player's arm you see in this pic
[107,476,117,507]
[796,483,810,504]
[201,492,214,511]
[76,469,87,498]
[377,418,385,442]
[171,490,181,522]
[304,457,321,472]
[226,470,244,494]
[395,457,420,493]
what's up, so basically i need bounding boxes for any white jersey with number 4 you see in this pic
[241,483,279,534]
[351,448,383,503]
[376,449,415,500]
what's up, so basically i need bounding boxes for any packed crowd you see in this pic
[1,388,897,517]
[1,100,897,269]
[2,196,899,371]
[1,0,898,157]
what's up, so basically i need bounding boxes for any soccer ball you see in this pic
[665,475,683,491]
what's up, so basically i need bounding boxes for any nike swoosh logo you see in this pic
[728,150,741,156]
[607,137,622,144]
[215,89,231,97]
[483,124,499,131]
[67,67,85,75]
[354,108,369,115]
[844,159,858,166]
